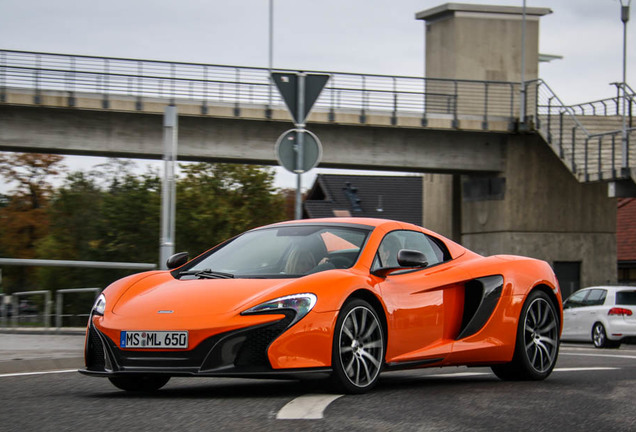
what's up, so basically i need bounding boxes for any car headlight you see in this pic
[242,293,317,327]
[92,294,106,316]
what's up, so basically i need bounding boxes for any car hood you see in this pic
[111,272,305,318]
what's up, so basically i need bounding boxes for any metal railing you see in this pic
[1,288,101,332]
[531,79,636,182]
[10,290,52,328]
[55,287,100,329]
[1,49,634,182]
[565,84,635,121]
[0,49,521,127]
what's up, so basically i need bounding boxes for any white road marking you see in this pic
[277,394,344,420]
[426,372,490,378]
[560,352,636,360]
[0,369,77,378]
[553,367,619,372]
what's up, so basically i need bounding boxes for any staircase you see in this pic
[532,80,636,193]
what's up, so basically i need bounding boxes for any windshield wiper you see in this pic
[179,269,235,279]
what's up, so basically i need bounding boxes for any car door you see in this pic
[579,289,608,340]
[374,230,468,363]
[562,290,589,340]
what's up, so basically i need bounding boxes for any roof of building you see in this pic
[618,198,636,262]
[303,174,422,225]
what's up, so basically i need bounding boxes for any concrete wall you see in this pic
[423,174,454,237]
[461,135,617,288]
[417,4,550,82]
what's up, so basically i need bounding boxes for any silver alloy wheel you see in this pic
[523,297,558,373]
[593,323,606,347]
[338,305,384,388]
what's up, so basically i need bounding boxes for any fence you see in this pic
[0,288,101,332]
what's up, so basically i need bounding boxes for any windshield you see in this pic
[179,224,370,279]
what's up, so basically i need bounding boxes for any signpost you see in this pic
[272,72,329,219]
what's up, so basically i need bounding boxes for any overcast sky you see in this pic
[1,0,634,187]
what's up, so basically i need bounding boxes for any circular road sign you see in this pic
[275,128,322,174]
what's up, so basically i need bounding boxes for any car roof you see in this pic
[577,286,636,292]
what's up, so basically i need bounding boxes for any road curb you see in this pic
[0,327,86,335]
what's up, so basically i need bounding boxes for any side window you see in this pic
[372,230,451,271]
[564,290,589,309]
[584,289,607,306]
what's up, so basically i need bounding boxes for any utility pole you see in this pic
[620,0,631,175]
[519,0,527,130]
[159,105,178,269]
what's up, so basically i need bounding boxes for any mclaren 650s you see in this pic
[80,218,563,393]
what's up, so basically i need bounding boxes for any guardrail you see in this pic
[0,49,521,128]
[0,288,101,332]
[55,287,100,329]
[10,290,52,328]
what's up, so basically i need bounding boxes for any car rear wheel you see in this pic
[331,299,384,394]
[108,374,170,392]
[492,290,559,381]
[592,322,620,349]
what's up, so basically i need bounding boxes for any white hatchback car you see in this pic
[562,286,636,348]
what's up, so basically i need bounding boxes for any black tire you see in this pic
[331,299,385,394]
[108,374,170,392]
[492,290,560,381]
[592,322,621,349]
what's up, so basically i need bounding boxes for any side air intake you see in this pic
[457,275,504,340]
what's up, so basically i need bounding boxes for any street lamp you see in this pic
[520,0,527,129]
[266,0,274,119]
[620,0,631,175]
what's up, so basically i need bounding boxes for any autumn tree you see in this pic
[0,152,65,258]
[0,152,66,292]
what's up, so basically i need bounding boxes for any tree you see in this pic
[176,163,286,257]
[0,153,65,258]
[37,164,162,291]
[0,152,65,293]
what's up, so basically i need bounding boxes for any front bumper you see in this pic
[80,315,331,379]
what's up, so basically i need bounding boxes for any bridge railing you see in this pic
[531,79,636,181]
[1,49,520,127]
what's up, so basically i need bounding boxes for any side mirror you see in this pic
[397,249,428,268]
[166,252,189,270]
[372,249,428,278]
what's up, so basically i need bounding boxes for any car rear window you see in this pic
[616,290,636,306]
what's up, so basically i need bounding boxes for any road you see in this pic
[1,343,635,432]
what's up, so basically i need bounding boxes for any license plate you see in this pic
[120,331,188,349]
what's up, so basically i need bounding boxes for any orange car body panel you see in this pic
[88,217,563,372]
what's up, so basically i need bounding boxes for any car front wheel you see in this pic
[331,299,385,394]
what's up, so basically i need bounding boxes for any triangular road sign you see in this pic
[272,72,330,124]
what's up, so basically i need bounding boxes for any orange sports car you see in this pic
[80,218,563,393]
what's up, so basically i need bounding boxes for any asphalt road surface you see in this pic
[1,343,635,432]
